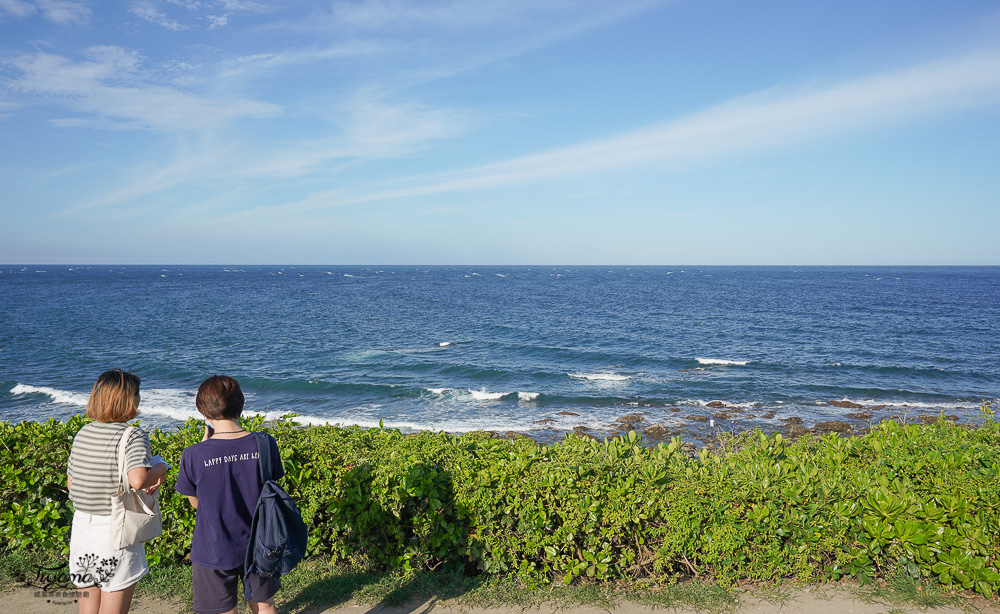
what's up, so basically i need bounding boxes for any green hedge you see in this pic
[2,409,999,596]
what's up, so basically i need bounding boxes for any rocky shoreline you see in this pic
[494,399,972,447]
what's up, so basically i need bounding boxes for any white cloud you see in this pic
[271,48,1000,211]
[0,0,89,24]
[0,99,20,119]
[37,0,89,24]
[217,0,269,12]
[329,0,662,31]
[206,13,227,29]
[129,0,188,30]
[0,0,36,19]
[5,48,281,132]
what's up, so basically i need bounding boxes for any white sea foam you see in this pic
[696,358,749,366]
[11,384,89,406]
[569,372,630,381]
[469,388,505,401]
[427,387,454,395]
[438,342,452,347]
[518,392,540,401]
[833,398,984,411]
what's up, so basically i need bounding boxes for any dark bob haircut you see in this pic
[196,375,245,421]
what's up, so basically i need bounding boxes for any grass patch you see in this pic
[855,569,966,611]
[631,580,740,614]
[134,563,192,609]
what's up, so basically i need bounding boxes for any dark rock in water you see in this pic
[744,414,757,419]
[706,401,727,408]
[946,415,959,421]
[680,442,697,454]
[669,407,682,412]
[845,412,873,420]
[533,418,556,425]
[919,414,940,424]
[557,411,580,416]
[617,413,645,423]
[815,420,852,432]
[712,411,734,419]
[829,400,864,409]
[686,415,710,422]
[781,416,804,425]
[871,405,887,411]
[787,424,809,437]
[760,411,776,419]
[643,424,672,439]
[573,425,591,432]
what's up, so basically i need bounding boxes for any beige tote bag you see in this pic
[109,426,162,550]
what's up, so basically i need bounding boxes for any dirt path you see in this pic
[7,585,999,614]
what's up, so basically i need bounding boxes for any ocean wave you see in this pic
[469,388,506,401]
[569,372,631,381]
[11,384,89,406]
[696,358,750,366]
[829,397,988,412]
[438,342,452,347]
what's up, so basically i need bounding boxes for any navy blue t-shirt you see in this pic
[175,433,284,570]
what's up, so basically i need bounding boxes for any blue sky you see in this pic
[1,0,999,265]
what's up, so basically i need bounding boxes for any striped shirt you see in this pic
[67,421,151,516]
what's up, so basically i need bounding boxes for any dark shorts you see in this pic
[192,562,280,614]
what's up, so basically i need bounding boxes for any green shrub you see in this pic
[1,408,998,596]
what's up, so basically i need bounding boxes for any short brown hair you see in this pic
[196,375,245,420]
[86,369,141,422]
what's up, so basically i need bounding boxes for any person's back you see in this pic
[175,375,283,614]
[66,369,167,614]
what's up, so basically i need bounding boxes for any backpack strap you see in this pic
[254,432,272,483]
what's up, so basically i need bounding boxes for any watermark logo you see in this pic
[70,553,119,587]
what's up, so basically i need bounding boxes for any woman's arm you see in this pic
[127,462,168,493]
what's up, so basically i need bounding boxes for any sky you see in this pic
[1,0,999,265]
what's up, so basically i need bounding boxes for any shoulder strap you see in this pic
[116,425,137,491]
[254,432,272,483]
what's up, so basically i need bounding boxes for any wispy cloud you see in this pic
[129,0,188,30]
[268,48,1000,211]
[0,99,19,119]
[237,0,668,92]
[54,93,474,216]
[4,46,281,132]
[0,0,89,24]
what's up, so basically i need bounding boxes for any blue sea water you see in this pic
[1,265,997,442]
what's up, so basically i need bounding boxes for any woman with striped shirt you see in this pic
[67,370,168,614]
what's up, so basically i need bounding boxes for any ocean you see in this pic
[1,265,997,443]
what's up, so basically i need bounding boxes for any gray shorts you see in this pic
[191,562,280,614]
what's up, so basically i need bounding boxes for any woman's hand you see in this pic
[145,473,165,495]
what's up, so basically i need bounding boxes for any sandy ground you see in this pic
[7,586,1000,614]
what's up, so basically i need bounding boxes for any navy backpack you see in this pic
[244,432,308,601]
